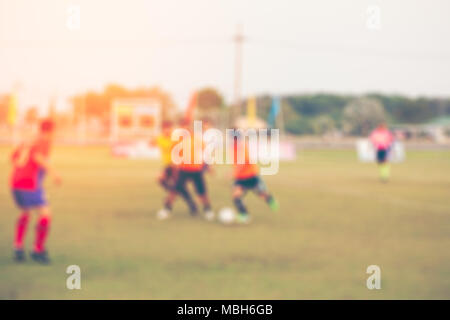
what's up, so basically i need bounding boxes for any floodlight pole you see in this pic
[233,24,244,124]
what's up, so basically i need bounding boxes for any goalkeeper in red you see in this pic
[10,119,61,264]
[369,123,394,182]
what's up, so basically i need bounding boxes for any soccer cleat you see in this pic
[157,208,171,220]
[269,198,280,212]
[204,210,215,222]
[236,212,251,224]
[379,164,390,182]
[189,208,199,217]
[13,249,26,263]
[30,250,51,264]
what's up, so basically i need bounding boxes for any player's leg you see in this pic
[165,166,176,190]
[158,169,169,190]
[11,190,32,262]
[158,171,198,219]
[157,190,177,220]
[31,205,51,264]
[233,184,250,224]
[159,166,173,191]
[377,149,390,182]
[177,173,199,216]
[255,177,279,212]
[13,208,30,262]
[192,172,214,220]
[157,167,178,219]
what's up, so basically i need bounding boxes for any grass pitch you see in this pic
[0,146,449,299]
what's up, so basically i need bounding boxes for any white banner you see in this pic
[356,139,405,163]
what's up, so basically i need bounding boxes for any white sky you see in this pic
[0,0,449,113]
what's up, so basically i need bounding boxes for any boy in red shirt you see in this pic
[10,119,61,264]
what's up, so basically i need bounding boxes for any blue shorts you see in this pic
[234,176,267,194]
[376,148,389,163]
[12,188,47,209]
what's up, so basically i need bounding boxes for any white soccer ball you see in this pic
[218,207,236,225]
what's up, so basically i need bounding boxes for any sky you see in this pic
[0,0,450,113]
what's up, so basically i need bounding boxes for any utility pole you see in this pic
[232,24,244,124]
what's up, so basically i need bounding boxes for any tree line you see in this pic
[1,86,449,136]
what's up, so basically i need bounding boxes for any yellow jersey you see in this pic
[156,135,174,166]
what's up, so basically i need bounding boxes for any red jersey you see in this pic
[370,127,394,150]
[10,140,51,190]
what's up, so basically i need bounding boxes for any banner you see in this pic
[356,139,405,163]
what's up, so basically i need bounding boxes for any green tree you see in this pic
[312,115,335,135]
[197,87,224,112]
[342,98,386,136]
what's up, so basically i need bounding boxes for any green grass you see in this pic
[0,146,449,299]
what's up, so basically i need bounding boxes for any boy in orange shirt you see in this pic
[231,133,278,224]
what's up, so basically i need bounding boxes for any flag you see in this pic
[184,92,198,123]
[7,94,18,126]
[268,96,281,128]
[247,96,257,126]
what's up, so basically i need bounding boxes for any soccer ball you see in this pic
[218,207,236,225]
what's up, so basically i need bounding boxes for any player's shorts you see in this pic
[12,188,47,209]
[163,165,175,180]
[234,176,266,194]
[376,148,388,163]
[161,165,176,188]
[175,170,207,196]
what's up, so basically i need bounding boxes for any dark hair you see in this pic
[40,119,54,133]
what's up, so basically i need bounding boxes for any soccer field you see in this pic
[0,146,449,299]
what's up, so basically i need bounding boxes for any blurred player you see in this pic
[157,120,214,221]
[370,123,394,182]
[10,119,61,264]
[153,121,176,191]
[201,117,215,175]
[231,133,279,224]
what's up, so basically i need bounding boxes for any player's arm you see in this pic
[34,152,62,186]
[10,147,20,166]
[10,144,30,168]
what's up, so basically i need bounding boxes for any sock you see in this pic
[264,194,279,211]
[34,216,51,253]
[164,200,173,211]
[14,212,29,250]
[265,195,274,204]
[234,198,248,215]
[380,164,390,180]
[203,202,212,212]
